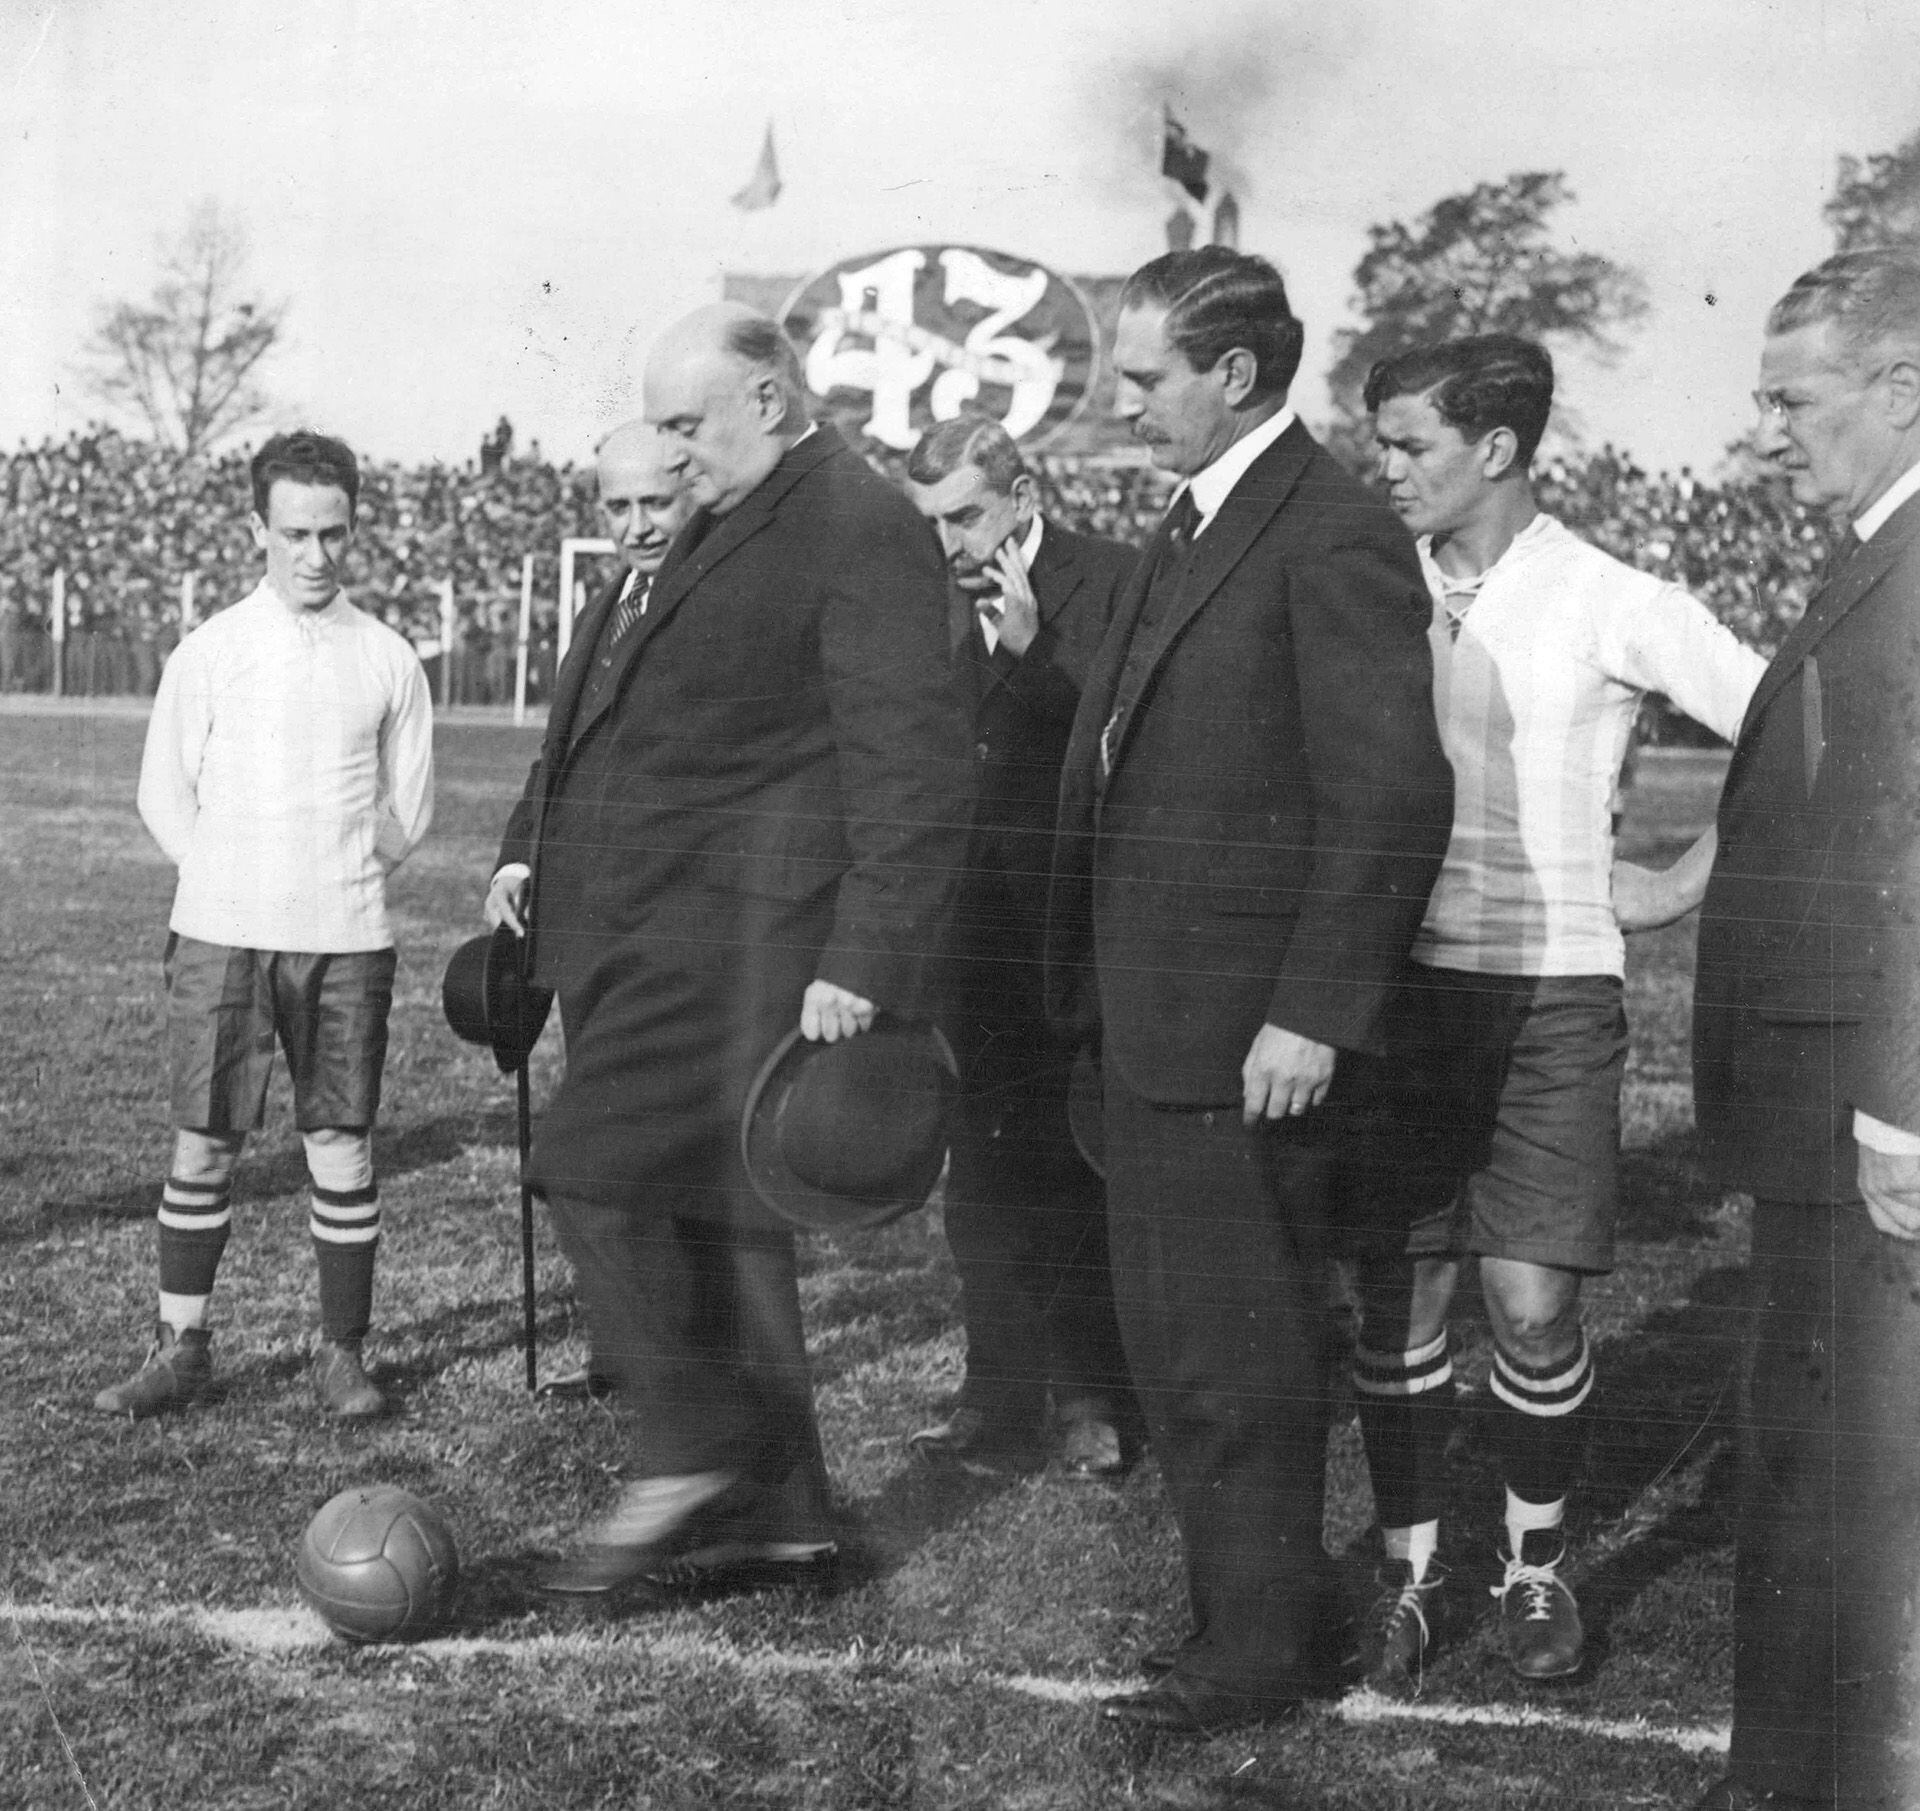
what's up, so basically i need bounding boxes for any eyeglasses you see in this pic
[1752,363,1890,423]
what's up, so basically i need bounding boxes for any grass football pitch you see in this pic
[1,707,1745,1810]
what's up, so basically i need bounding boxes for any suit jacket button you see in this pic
[976,740,992,761]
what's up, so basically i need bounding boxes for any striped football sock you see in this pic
[156,1174,233,1303]
[1490,1328,1594,1512]
[310,1181,380,1345]
[1353,1328,1455,1537]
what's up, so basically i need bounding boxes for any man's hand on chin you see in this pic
[801,980,876,1043]
[1860,1144,1920,1241]
[1242,1025,1337,1127]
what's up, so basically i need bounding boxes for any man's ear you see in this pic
[1008,471,1039,524]
[1481,426,1523,482]
[1883,357,1920,433]
[248,511,270,551]
[753,375,791,432]
[1216,346,1260,408]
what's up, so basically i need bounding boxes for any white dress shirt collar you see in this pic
[1854,458,1920,544]
[1181,404,1298,535]
[977,515,1045,654]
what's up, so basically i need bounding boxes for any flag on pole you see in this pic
[1211,191,1240,249]
[1161,109,1210,204]
[732,124,782,211]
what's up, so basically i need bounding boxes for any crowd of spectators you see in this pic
[0,424,1833,712]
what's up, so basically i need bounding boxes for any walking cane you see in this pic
[441,923,555,1397]
[515,1050,538,1393]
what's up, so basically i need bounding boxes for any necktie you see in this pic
[609,575,650,645]
[1163,488,1201,557]
[1100,492,1203,778]
[1822,526,1862,584]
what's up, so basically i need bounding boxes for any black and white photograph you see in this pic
[5,2,1920,1805]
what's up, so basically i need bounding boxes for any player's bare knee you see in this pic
[172,1127,244,1186]
[1482,1261,1582,1361]
[303,1126,374,1193]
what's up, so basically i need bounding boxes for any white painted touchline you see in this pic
[5,1602,1729,1756]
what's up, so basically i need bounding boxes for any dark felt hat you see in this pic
[441,926,555,1073]
[741,1019,959,1233]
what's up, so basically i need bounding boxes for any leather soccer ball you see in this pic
[295,1485,459,1643]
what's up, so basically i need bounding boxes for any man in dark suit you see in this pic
[902,414,1138,1480]
[489,418,691,1404]
[1690,248,1920,1811]
[487,304,972,1596]
[1049,247,1454,1733]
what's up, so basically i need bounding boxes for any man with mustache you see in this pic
[487,420,694,1404]
[904,413,1138,1480]
[1049,247,1455,1732]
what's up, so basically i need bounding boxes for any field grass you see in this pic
[1,708,1744,1810]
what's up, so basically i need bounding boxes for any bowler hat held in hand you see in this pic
[741,1020,958,1233]
[442,925,554,1073]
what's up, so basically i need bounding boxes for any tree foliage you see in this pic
[84,201,285,458]
[1324,171,1648,454]
[1825,129,1920,253]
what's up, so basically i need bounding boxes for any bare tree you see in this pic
[1826,129,1920,253]
[84,201,285,457]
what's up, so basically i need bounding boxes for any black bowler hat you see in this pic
[741,1019,959,1233]
[441,926,555,1073]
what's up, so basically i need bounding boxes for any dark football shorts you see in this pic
[165,936,398,1133]
[1339,966,1628,1275]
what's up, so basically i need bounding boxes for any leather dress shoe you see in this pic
[1689,1783,1820,1810]
[907,1406,1044,1474]
[535,1541,676,1600]
[534,1470,738,1599]
[1099,1673,1299,1736]
[536,1365,614,1402]
[647,1539,840,1599]
[1055,1412,1127,1480]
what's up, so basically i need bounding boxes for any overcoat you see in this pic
[950,520,1138,1014]
[1692,486,1920,1808]
[497,426,974,1226]
[1694,489,1920,1199]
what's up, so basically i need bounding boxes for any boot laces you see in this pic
[1494,1551,1564,1622]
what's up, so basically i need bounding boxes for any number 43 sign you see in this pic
[782,245,1097,451]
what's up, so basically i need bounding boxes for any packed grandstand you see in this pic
[0,423,1835,717]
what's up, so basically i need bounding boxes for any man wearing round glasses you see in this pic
[1692,246,1920,1811]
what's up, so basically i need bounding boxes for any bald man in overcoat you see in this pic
[490,308,972,1592]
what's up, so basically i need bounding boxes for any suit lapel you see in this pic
[1096,421,1315,784]
[974,522,1086,706]
[1741,491,1920,737]
[569,425,845,750]
[1071,506,1182,769]
[549,576,623,756]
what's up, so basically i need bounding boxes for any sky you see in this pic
[2,0,1917,476]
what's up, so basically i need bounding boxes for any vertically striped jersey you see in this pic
[1413,513,1763,978]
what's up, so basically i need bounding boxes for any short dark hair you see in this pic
[1119,247,1304,399]
[1767,247,1920,373]
[1363,335,1556,466]
[250,430,360,519]
[904,413,1028,493]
